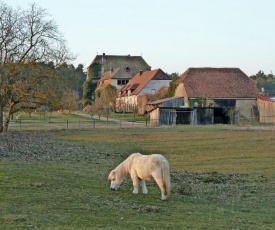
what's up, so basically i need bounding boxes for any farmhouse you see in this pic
[149,67,259,125]
[117,68,172,114]
[96,68,133,91]
[86,53,151,89]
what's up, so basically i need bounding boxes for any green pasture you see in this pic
[0,126,275,229]
[10,111,146,122]
[7,111,147,131]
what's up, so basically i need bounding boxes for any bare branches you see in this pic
[0,2,22,63]
[0,2,75,64]
[0,2,76,132]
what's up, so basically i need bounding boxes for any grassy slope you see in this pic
[0,126,275,229]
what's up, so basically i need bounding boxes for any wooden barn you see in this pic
[257,96,275,123]
[148,68,259,126]
[148,97,236,126]
[174,67,259,119]
[147,97,192,126]
[191,107,237,125]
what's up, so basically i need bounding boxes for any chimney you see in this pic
[102,53,106,62]
[139,70,143,76]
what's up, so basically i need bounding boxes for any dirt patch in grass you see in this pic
[171,170,273,206]
[0,130,113,163]
[224,125,275,131]
[172,171,255,184]
[133,205,162,213]
[3,214,28,224]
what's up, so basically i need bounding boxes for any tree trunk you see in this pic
[3,110,11,133]
[0,106,3,133]
[3,103,14,133]
[3,118,9,133]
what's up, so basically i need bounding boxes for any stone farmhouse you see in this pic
[149,67,259,125]
[175,67,258,116]
[86,53,151,92]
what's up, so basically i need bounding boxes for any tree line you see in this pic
[250,70,275,93]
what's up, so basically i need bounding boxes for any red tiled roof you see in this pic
[96,79,111,91]
[120,68,170,95]
[125,83,139,90]
[176,68,258,98]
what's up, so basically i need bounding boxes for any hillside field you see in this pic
[0,125,275,229]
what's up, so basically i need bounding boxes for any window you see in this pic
[117,79,129,85]
[125,66,130,72]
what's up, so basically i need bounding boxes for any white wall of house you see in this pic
[110,79,119,89]
[116,95,138,112]
[139,80,171,95]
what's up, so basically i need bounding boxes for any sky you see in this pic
[5,0,275,76]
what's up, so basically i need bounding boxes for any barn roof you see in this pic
[176,68,258,98]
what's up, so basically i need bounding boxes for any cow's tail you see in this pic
[162,159,171,197]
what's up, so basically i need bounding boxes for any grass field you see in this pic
[10,111,147,123]
[7,111,148,131]
[1,125,275,229]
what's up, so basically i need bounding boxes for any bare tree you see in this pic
[0,2,75,132]
[100,85,117,114]
[116,97,128,113]
[127,97,139,118]
[93,96,104,120]
[60,89,79,114]
[92,85,117,118]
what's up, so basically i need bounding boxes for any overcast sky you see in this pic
[6,0,275,76]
